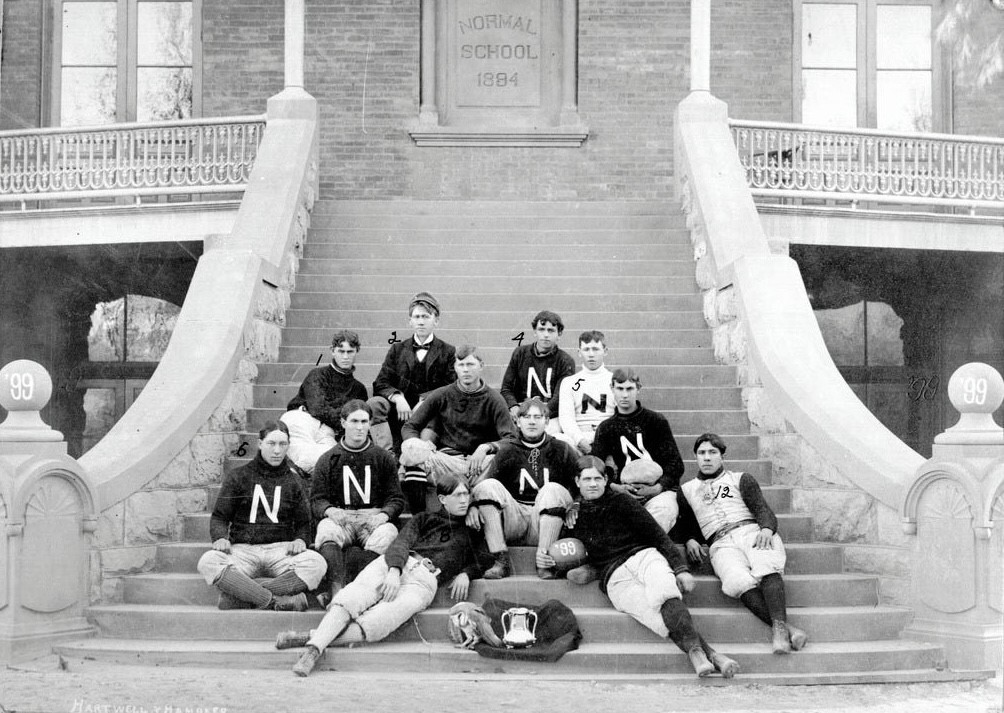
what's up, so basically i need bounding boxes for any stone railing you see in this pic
[76,89,317,601]
[676,92,926,605]
[0,116,266,208]
[731,120,1004,212]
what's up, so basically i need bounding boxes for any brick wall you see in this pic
[203,0,696,201]
[953,81,1004,136]
[0,0,44,130]
[711,0,793,121]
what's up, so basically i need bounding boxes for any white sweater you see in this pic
[557,366,615,444]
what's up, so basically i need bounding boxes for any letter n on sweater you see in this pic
[250,484,281,523]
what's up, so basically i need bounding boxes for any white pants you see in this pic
[307,555,438,646]
[400,438,494,484]
[471,479,572,546]
[280,408,336,473]
[606,548,682,638]
[710,523,787,599]
[314,511,398,554]
[197,542,327,590]
[644,490,679,533]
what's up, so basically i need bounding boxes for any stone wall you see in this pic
[0,0,43,130]
[700,272,912,606]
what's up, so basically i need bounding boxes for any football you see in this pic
[548,537,588,570]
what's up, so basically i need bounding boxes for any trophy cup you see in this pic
[501,607,538,649]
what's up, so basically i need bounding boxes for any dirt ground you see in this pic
[1,656,1001,713]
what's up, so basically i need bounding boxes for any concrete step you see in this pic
[57,639,978,682]
[303,242,696,261]
[87,603,907,645]
[277,327,712,351]
[282,309,708,331]
[297,258,698,278]
[244,406,752,440]
[180,509,810,544]
[277,345,714,366]
[258,361,737,388]
[305,228,691,246]
[253,384,743,411]
[288,292,704,312]
[294,274,699,295]
[307,213,683,231]
[310,199,686,219]
[237,415,762,458]
[122,571,876,611]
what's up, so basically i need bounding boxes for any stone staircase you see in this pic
[55,200,989,682]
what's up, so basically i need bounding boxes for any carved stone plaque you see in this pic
[455,0,542,108]
[411,0,587,146]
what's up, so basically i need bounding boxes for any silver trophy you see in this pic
[501,607,538,649]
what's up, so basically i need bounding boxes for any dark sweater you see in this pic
[286,364,368,431]
[383,508,494,585]
[566,489,688,593]
[310,438,406,521]
[402,381,517,455]
[592,404,685,492]
[210,454,312,545]
[500,343,576,418]
[372,336,457,406]
[482,434,579,505]
[674,470,778,545]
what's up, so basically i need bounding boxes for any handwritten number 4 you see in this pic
[511,332,525,347]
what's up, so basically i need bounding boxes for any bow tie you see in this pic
[411,341,431,352]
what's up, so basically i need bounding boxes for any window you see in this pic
[52,0,201,126]
[795,0,946,132]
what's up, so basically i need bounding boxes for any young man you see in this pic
[499,310,576,428]
[676,433,808,654]
[310,400,406,601]
[399,345,517,511]
[197,422,327,611]
[591,368,685,531]
[547,456,738,678]
[277,475,493,677]
[280,330,368,473]
[368,292,456,453]
[467,397,580,580]
[556,330,616,454]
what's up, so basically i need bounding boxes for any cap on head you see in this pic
[409,292,441,317]
[693,432,727,455]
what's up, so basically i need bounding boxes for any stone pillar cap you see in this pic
[0,360,64,442]
[935,362,1004,445]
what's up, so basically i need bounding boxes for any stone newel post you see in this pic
[0,360,98,662]
[902,362,1004,671]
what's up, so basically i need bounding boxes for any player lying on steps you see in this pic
[398,345,517,510]
[549,456,739,678]
[197,421,326,611]
[310,399,406,604]
[466,397,579,580]
[676,433,808,654]
[499,310,576,430]
[591,367,685,532]
[280,329,368,473]
[277,474,493,677]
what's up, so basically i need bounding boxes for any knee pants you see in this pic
[710,523,787,599]
[197,542,327,590]
[471,478,572,545]
[605,548,683,638]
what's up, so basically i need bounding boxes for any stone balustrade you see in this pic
[0,361,98,662]
[902,362,1004,670]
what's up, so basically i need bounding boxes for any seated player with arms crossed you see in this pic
[547,456,739,677]
[592,368,685,531]
[310,399,406,603]
[555,330,616,454]
[399,345,517,510]
[197,421,326,611]
[368,292,456,454]
[466,397,580,580]
[276,474,493,677]
[499,310,576,430]
[280,329,368,473]
[676,433,808,654]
